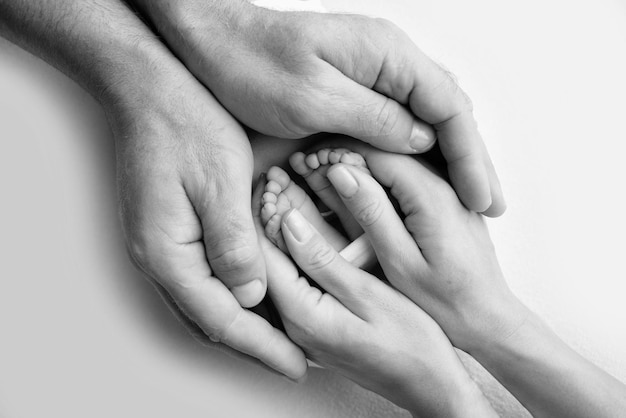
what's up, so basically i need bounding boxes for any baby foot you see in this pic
[289,148,371,239]
[261,166,349,253]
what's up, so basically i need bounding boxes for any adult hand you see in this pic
[113,70,307,379]
[319,141,523,353]
[0,0,307,379]
[130,0,505,216]
[321,141,626,418]
[252,186,496,417]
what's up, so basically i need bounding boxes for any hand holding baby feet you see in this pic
[260,148,378,269]
[132,0,506,215]
[289,148,371,240]
[260,165,349,253]
[319,143,526,354]
[254,204,497,417]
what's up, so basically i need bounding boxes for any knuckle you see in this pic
[207,309,243,344]
[435,65,474,114]
[356,199,383,226]
[275,86,324,137]
[209,241,258,274]
[290,316,324,349]
[373,17,401,36]
[371,98,399,139]
[306,240,337,271]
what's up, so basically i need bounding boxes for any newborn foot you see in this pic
[290,148,371,239]
[261,166,349,253]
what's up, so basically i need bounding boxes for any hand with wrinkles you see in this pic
[132,0,506,216]
[0,0,307,378]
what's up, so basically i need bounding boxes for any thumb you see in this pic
[318,65,435,154]
[188,171,267,309]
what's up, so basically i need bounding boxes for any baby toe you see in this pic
[263,191,278,205]
[261,202,277,224]
[305,153,321,170]
[289,152,311,176]
[316,149,331,165]
[265,180,282,195]
[267,166,291,189]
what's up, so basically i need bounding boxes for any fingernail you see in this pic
[231,279,264,307]
[327,166,358,198]
[409,122,435,152]
[283,209,313,243]
[293,371,309,384]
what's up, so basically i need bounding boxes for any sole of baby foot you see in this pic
[261,165,348,253]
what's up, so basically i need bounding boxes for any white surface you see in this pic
[1,1,625,417]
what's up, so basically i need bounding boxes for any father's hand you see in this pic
[131,0,505,216]
[112,70,307,379]
[0,0,307,378]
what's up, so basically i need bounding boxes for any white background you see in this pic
[1,0,625,416]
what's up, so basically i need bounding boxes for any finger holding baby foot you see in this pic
[326,163,428,287]
[290,148,370,239]
[327,145,520,351]
[260,165,348,253]
[259,206,495,417]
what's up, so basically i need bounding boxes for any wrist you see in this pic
[452,288,530,356]
[405,375,496,418]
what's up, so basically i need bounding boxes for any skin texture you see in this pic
[315,140,626,417]
[0,0,505,380]
[0,0,307,379]
[251,182,498,418]
[130,0,506,217]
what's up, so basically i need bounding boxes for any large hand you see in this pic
[251,189,495,417]
[0,0,306,379]
[112,71,306,379]
[131,0,505,216]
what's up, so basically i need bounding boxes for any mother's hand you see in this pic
[253,189,495,417]
[324,143,528,354]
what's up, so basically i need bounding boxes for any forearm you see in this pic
[472,302,626,417]
[128,0,263,82]
[0,0,176,111]
[129,0,253,46]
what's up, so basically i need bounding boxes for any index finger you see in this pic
[327,20,505,215]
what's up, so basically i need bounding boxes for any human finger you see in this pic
[321,18,503,214]
[124,185,307,379]
[280,208,384,319]
[325,163,426,284]
[316,65,436,154]
[481,145,507,217]
[187,158,267,308]
[157,240,307,379]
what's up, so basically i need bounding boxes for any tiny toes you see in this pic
[317,149,330,165]
[266,180,282,195]
[305,153,321,170]
[289,147,372,240]
[289,152,311,176]
[265,214,287,251]
[267,166,291,189]
[261,202,277,224]
[263,192,277,205]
